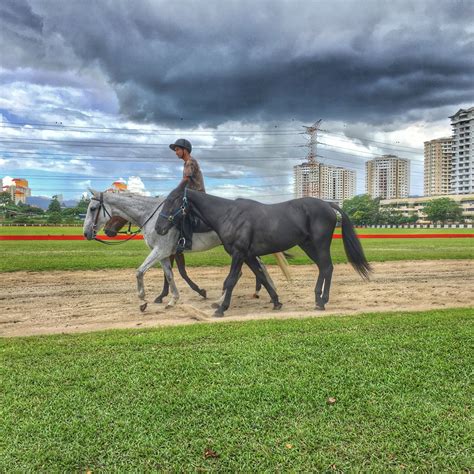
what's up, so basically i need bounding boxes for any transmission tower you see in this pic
[303,119,322,164]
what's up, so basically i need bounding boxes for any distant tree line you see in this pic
[342,195,464,225]
[0,191,465,225]
[0,192,90,224]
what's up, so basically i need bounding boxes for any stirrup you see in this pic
[176,237,186,253]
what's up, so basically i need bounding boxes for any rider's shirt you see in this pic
[183,157,206,192]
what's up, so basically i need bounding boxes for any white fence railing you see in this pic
[1,223,472,229]
[356,224,473,229]
[0,223,84,227]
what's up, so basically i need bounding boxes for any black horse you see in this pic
[156,182,371,317]
[104,215,267,303]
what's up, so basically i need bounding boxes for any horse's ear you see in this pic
[88,187,99,198]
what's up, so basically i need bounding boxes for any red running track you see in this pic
[1,234,473,241]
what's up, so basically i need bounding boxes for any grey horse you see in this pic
[156,182,372,317]
[82,190,281,311]
[103,215,280,302]
[103,215,208,302]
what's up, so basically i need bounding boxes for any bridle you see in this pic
[158,187,189,225]
[89,192,165,246]
[158,187,190,249]
[91,192,111,234]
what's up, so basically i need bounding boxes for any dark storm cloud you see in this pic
[0,0,44,68]
[2,0,474,127]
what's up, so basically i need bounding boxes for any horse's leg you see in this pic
[175,252,207,299]
[136,247,164,312]
[300,239,333,310]
[161,257,180,309]
[253,256,263,298]
[211,270,243,308]
[253,280,262,298]
[155,254,174,303]
[255,256,278,301]
[213,254,245,317]
[318,243,333,306]
[246,256,282,310]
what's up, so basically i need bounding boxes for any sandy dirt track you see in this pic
[0,260,472,337]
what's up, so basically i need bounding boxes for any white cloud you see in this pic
[77,179,92,189]
[209,183,292,203]
[127,176,150,196]
[2,175,14,186]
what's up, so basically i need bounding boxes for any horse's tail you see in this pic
[329,203,372,280]
[273,252,292,282]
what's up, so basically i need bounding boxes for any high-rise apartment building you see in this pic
[294,162,356,203]
[294,162,321,198]
[450,107,473,194]
[424,137,453,196]
[366,155,410,199]
[322,166,356,202]
[2,178,32,204]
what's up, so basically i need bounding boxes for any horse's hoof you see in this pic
[315,304,325,311]
[154,296,163,304]
[211,302,220,309]
[199,289,207,299]
[139,302,148,312]
[252,293,260,299]
[273,303,283,310]
[213,310,224,318]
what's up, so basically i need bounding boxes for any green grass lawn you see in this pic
[1,226,473,272]
[1,236,473,271]
[1,308,472,471]
[0,225,85,235]
[1,225,473,235]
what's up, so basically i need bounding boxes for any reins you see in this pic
[90,193,165,246]
[157,187,190,249]
[115,222,133,235]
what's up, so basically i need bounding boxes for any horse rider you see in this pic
[170,138,206,193]
[168,138,208,251]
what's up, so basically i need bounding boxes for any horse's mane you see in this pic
[106,191,163,200]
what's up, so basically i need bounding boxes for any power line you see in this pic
[0,137,304,149]
[0,121,428,154]
[1,120,303,134]
[1,154,307,163]
[0,112,435,159]
[0,149,306,161]
[317,141,423,163]
[1,146,423,164]
[320,129,424,152]
[1,121,427,151]
[3,176,295,188]
[1,123,303,137]
[0,131,427,161]
[0,139,424,163]
[1,150,424,174]
[8,173,294,181]
[16,187,296,197]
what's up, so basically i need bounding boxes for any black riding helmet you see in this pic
[169,138,192,153]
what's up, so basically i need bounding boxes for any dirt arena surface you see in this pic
[1,260,472,337]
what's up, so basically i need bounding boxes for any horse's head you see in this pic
[83,189,113,240]
[155,183,188,236]
[104,216,129,237]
